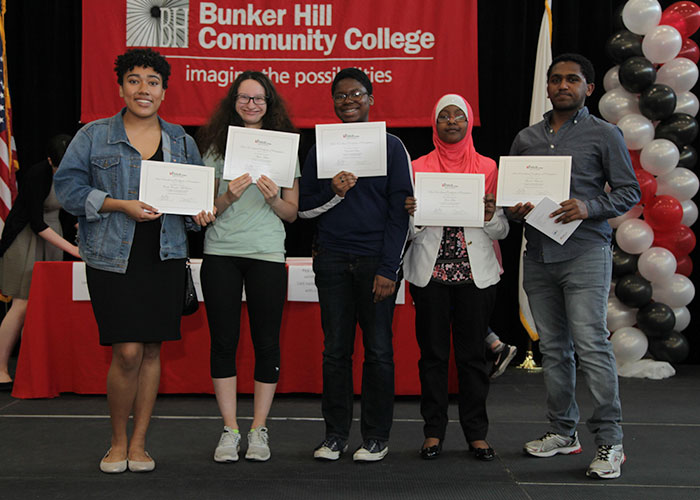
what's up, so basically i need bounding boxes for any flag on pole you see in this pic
[0,0,19,232]
[519,0,553,342]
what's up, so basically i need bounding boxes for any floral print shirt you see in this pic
[431,226,473,284]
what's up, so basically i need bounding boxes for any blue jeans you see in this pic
[313,249,397,442]
[523,245,623,446]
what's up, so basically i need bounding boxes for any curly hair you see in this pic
[548,53,595,85]
[197,71,296,160]
[114,48,171,89]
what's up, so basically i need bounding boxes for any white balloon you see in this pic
[656,167,700,201]
[617,113,656,150]
[674,91,700,117]
[611,327,649,366]
[604,66,622,92]
[615,218,655,254]
[642,25,683,64]
[672,306,691,332]
[599,88,640,124]
[623,0,663,34]
[640,139,680,176]
[656,57,699,93]
[607,296,639,332]
[681,199,698,226]
[638,247,677,282]
[652,273,696,307]
[609,205,643,228]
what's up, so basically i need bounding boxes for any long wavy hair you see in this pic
[197,71,296,160]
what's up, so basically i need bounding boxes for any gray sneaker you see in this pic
[214,426,241,463]
[524,431,582,457]
[245,427,271,462]
[586,444,625,479]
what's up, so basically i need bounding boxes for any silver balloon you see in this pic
[623,0,663,35]
[656,167,700,201]
[672,306,691,332]
[642,25,683,64]
[681,199,698,226]
[640,139,680,176]
[611,326,649,366]
[607,296,639,332]
[604,66,622,92]
[615,218,655,254]
[674,91,699,117]
[599,88,640,124]
[609,205,643,228]
[638,247,677,283]
[617,113,656,150]
[652,273,696,307]
[656,57,699,94]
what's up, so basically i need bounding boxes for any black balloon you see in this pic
[639,84,677,121]
[655,113,699,148]
[677,145,698,171]
[615,274,652,308]
[619,57,657,93]
[612,247,639,277]
[606,30,644,64]
[636,302,676,338]
[649,331,690,363]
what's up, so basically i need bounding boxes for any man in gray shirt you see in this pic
[508,53,640,479]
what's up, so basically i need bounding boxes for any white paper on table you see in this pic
[139,160,215,216]
[223,126,300,188]
[315,121,387,178]
[414,172,485,228]
[525,196,582,245]
[496,156,571,207]
[72,262,90,301]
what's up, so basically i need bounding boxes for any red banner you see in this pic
[82,0,479,128]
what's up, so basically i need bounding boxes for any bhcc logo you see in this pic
[126,0,189,48]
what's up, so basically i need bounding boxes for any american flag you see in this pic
[0,0,19,229]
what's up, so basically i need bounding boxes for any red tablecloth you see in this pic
[12,262,460,399]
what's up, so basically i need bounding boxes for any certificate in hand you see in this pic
[496,156,572,207]
[414,172,485,227]
[139,160,215,216]
[223,126,300,188]
[315,121,387,178]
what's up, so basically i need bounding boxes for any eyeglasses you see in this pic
[236,94,267,105]
[436,114,467,123]
[333,90,368,103]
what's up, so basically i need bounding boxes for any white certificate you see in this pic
[414,172,485,227]
[139,160,215,216]
[525,196,582,245]
[223,126,299,188]
[496,156,571,206]
[315,121,387,178]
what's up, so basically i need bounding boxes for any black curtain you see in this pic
[5,0,699,363]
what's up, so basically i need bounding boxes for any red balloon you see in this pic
[653,224,697,257]
[636,169,658,205]
[629,149,643,171]
[644,195,684,230]
[678,38,700,64]
[661,2,700,38]
[676,253,693,276]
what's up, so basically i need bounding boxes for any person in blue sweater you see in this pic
[299,68,413,462]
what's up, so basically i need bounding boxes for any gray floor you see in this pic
[2,365,699,499]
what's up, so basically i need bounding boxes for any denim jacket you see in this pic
[54,109,204,273]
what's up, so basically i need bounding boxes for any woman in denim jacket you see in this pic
[55,49,214,474]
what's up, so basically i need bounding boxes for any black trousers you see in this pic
[410,281,496,443]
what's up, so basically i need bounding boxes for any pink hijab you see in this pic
[412,94,498,195]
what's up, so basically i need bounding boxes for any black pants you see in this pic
[201,255,286,382]
[410,281,496,443]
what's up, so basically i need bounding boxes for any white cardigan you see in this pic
[403,209,509,289]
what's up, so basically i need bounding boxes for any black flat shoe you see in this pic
[0,381,13,392]
[420,442,442,459]
[469,444,495,461]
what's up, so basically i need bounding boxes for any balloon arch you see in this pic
[602,0,698,368]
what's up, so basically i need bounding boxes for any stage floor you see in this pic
[2,365,699,499]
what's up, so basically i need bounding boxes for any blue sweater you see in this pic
[299,133,413,281]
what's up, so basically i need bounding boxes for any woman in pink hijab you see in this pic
[403,94,509,461]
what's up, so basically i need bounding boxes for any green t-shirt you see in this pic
[203,151,301,263]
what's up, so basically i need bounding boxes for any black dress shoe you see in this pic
[420,442,442,459]
[0,381,13,392]
[469,444,495,461]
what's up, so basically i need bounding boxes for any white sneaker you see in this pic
[352,440,388,462]
[245,427,271,462]
[524,431,582,457]
[586,444,625,479]
[214,426,241,463]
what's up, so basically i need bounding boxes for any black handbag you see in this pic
[183,259,199,315]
